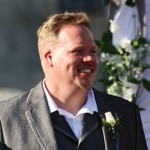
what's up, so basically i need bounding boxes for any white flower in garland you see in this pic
[109,20,119,33]
[119,37,131,49]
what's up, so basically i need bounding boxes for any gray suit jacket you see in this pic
[0,82,148,150]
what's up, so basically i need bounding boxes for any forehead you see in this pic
[57,25,94,44]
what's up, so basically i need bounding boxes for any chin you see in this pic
[75,78,93,90]
[79,83,93,90]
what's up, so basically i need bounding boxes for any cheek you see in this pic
[65,61,76,73]
[52,54,67,67]
[66,62,81,78]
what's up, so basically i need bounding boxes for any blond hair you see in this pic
[37,12,91,54]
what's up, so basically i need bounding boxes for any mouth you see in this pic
[79,69,92,73]
[77,67,95,77]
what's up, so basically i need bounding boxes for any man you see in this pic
[0,12,148,150]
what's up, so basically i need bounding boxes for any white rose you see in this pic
[109,20,119,33]
[105,112,115,123]
[120,37,131,49]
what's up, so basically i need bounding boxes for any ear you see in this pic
[44,50,53,66]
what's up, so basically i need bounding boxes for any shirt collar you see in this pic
[42,80,98,117]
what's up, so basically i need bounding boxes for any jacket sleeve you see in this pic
[135,106,148,150]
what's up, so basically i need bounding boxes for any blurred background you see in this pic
[0,0,108,100]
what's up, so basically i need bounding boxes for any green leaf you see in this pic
[98,30,119,54]
[142,79,150,91]
[103,0,111,6]
[127,76,141,84]
[138,36,148,44]
[95,40,102,48]
[101,30,112,43]
[99,78,113,86]
[142,64,150,72]
[125,0,136,7]
[131,36,148,49]
[101,43,120,54]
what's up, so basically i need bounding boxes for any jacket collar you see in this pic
[92,88,113,115]
[25,82,58,150]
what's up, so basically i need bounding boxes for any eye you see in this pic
[90,49,96,54]
[72,49,83,55]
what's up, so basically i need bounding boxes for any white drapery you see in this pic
[136,0,150,149]
[111,1,140,46]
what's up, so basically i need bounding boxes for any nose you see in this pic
[83,55,93,62]
[83,53,97,63]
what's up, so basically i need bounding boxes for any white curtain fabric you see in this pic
[136,0,150,149]
[111,1,140,46]
[145,0,150,40]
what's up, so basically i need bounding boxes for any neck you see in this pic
[45,79,89,115]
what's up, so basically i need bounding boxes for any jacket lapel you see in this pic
[79,112,103,144]
[50,111,78,142]
[25,82,58,150]
[77,88,114,148]
[93,88,120,150]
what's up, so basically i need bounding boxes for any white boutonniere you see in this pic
[102,112,121,138]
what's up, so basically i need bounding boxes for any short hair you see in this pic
[37,12,91,54]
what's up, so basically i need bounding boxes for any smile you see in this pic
[78,69,93,73]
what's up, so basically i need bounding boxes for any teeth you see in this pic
[80,69,92,73]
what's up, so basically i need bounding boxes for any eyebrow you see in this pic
[72,44,97,50]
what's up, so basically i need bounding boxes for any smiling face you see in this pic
[47,25,99,90]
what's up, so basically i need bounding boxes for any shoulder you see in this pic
[0,82,43,119]
[0,90,32,123]
[92,88,138,109]
[0,91,29,113]
[92,88,141,126]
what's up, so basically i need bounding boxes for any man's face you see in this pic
[50,25,99,90]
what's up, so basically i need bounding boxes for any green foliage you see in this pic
[96,29,150,101]
[95,30,119,55]
[127,76,141,84]
[103,0,111,6]
[103,0,136,7]
[131,36,148,49]
[143,79,150,91]
[125,0,136,7]
[99,78,113,86]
